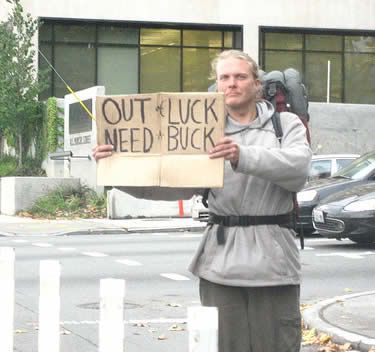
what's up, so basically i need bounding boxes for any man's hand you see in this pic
[209,137,239,167]
[92,144,114,161]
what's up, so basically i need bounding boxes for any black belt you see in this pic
[207,212,294,245]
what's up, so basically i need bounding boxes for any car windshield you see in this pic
[332,152,375,180]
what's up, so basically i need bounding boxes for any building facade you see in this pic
[1,0,374,104]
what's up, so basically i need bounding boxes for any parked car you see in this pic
[297,150,375,234]
[312,182,375,244]
[309,154,359,180]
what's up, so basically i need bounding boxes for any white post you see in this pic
[99,278,125,352]
[326,60,331,103]
[38,260,61,352]
[0,247,15,352]
[188,306,218,352]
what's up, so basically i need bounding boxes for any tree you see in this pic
[0,0,48,167]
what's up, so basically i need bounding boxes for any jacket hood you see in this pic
[225,100,275,134]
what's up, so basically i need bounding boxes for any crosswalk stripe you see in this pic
[160,273,190,281]
[81,252,108,257]
[32,242,53,247]
[116,259,142,266]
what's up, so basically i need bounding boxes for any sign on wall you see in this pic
[95,92,225,187]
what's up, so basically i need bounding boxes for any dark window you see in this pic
[260,29,375,104]
[38,21,242,98]
[69,99,92,134]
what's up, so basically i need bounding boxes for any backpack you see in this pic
[259,68,311,144]
[260,68,310,249]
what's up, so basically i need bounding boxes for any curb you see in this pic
[58,226,206,236]
[0,226,206,237]
[0,231,16,237]
[0,228,128,237]
[302,290,375,351]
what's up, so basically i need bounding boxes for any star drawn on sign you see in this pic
[316,251,375,259]
[156,100,166,117]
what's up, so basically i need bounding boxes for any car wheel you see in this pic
[349,236,375,244]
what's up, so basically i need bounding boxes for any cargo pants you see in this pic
[199,279,301,352]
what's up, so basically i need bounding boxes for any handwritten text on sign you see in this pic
[96,93,225,155]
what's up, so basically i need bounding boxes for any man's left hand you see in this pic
[209,137,239,167]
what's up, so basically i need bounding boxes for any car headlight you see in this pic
[343,199,375,212]
[297,190,317,202]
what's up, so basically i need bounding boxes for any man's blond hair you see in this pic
[210,50,259,80]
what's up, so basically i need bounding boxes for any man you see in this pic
[93,50,312,352]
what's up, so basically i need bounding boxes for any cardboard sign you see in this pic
[96,92,225,187]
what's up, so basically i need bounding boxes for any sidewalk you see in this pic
[302,290,375,351]
[0,214,206,237]
[0,214,374,351]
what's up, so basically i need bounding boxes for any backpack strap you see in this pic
[270,111,304,249]
[271,111,283,143]
[202,188,210,208]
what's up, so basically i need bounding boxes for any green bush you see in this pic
[0,155,46,176]
[46,97,64,153]
[0,155,18,176]
[26,185,107,219]
[13,156,46,176]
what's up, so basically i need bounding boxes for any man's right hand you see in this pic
[92,144,114,161]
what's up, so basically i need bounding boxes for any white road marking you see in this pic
[12,239,29,243]
[168,234,203,238]
[32,242,53,247]
[315,251,375,259]
[160,273,190,281]
[300,246,314,250]
[81,252,108,257]
[116,259,142,266]
[61,318,187,325]
[57,247,77,251]
[152,233,203,238]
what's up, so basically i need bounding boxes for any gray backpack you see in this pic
[259,68,311,143]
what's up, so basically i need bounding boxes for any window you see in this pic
[310,160,332,179]
[38,21,242,99]
[260,29,375,104]
[97,47,138,95]
[54,44,96,98]
[336,158,357,170]
[140,46,181,92]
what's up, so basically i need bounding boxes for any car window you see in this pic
[333,153,375,180]
[336,158,356,170]
[310,160,332,178]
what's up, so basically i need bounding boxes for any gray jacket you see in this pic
[119,100,312,287]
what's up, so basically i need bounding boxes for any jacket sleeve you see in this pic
[235,112,312,192]
[115,186,204,201]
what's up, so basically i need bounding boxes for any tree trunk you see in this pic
[0,133,3,156]
[18,134,23,168]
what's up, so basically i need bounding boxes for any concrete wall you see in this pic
[309,103,375,155]
[107,188,193,218]
[0,177,80,215]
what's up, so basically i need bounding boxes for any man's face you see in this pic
[216,57,260,109]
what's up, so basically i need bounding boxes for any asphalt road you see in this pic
[1,232,374,352]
